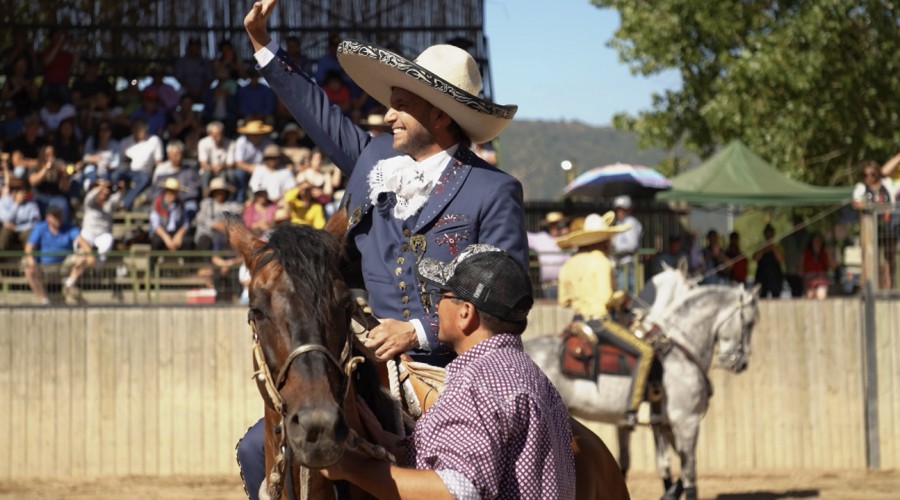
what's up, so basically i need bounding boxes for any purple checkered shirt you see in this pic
[408,334,576,499]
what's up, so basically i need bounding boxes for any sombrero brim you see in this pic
[556,226,628,249]
[337,40,517,144]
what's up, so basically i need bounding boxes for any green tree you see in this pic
[594,0,900,185]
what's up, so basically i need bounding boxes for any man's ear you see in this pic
[457,302,479,334]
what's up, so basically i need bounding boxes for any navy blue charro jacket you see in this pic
[258,47,528,356]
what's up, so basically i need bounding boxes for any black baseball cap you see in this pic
[417,244,533,322]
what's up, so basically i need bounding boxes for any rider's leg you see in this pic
[236,418,265,500]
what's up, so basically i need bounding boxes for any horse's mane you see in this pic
[256,224,343,322]
[664,284,739,329]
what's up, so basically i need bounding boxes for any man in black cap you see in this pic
[323,244,575,499]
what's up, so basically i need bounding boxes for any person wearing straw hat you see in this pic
[150,177,192,253]
[195,178,241,252]
[240,2,528,496]
[229,119,274,203]
[527,211,570,299]
[557,211,653,428]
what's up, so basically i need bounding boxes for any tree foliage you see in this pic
[593,0,900,185]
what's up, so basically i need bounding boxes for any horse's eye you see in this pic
[249,306,264,322]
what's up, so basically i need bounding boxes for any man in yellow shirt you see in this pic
[282,181,325,229]
[557,211,653,427]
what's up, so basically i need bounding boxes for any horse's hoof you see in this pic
[683,486,697,500]
[660,478,683,500]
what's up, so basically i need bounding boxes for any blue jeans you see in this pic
[228,168,251,203]
[616,261,636,295]
[113,169,151,210]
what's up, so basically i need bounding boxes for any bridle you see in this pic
[710,294,753,372]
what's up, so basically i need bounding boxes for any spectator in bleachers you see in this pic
[52,117,82,166]
[236,69,276,123]
[71,178,114,277]
[4,115,44,168]
[173,38,213,101]
[150,177,192,252]
[753,223,785,298]
[852,160,897,289]
[23,205,82,305]
[285,35,313,75]
[82,88,127,137]
[202,72,239,136]
[1,100,24,142]
[1,55,39,117]
[278,122,313,168]
[197,121,231,188]
[611,195,642,294]
[314,34,370,120]
[130,88,168,136]
[295,148,336,206]
[194,177,240,251]
[724,231,748,285]
[358,111,391,137]
[115,119,163,210]
[1,29,37,77]
[152,140,202,221]
[28,144,71,222]
[802,231,831,300]
[249,144,296,204]
[39,29,77,102]
[146,66,180,112]
[0,176,41,251]
[321,69,352,114]
[70,59,113,114]
[80,119,120,186]
[167,94,203,157]
[214,39,246,81]
[653,234,688,275]
[242,188,277,235]
[39,90,77,136]
[282,181,325,229]
[229,119,273,203]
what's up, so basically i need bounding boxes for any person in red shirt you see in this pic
[40,30,77,103]
[802,231,831,300]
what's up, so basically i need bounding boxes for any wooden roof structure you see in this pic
[3,0,496,99]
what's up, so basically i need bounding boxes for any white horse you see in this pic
[525,282,760,500]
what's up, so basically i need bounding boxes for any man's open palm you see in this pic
[244,0,278,51]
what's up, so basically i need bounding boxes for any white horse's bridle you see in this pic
[711,295,754,372]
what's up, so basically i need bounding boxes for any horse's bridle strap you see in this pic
[276,343,346,389]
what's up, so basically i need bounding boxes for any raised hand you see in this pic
[244,0,278,52]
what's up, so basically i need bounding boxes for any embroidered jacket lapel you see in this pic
[412,148,475,233]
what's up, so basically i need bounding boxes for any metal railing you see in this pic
[0,249,244,306]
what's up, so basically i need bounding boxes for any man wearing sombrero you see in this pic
[557,212,653,428]
[240,1,528,497]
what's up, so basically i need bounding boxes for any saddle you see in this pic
[560,320,637,381]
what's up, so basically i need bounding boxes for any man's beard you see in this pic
[395,127,435,159]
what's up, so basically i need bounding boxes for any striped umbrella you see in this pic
[563,163,672,199]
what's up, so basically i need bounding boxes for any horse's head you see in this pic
[227,211,354,468]
[641,264,695,326]
[713,284,760,373]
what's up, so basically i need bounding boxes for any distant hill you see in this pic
[495,120,671,201]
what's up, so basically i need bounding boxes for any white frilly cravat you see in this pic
[368,153,448,220]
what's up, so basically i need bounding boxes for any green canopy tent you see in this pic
[656,140,852,206]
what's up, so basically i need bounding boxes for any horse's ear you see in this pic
[677,257,689,277]
[323,193,351,242]
[225,212,266,268]
[750,283,762,298]
[661,261,673,272]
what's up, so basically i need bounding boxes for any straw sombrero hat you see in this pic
[208,177,235,194]
[556,211,629,249]
[237,120,273,135]
[337,41,517,144]
[160,177,186,192]
[359,113,389,128]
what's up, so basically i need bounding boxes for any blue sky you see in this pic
[484,0,680,126]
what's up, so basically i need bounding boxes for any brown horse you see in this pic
[228,212,397,499]
[228,212,627,499]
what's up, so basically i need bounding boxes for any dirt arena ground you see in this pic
[1,469,899,499]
